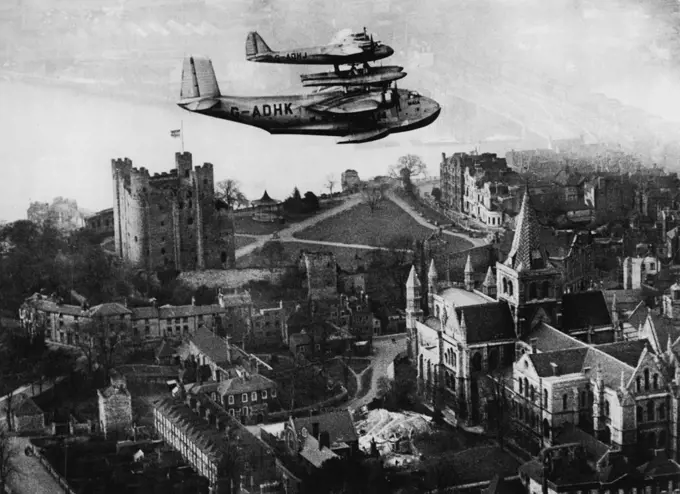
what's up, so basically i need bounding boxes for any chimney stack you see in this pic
[319,430,330,450]
[550,362,559,376]
[530,338,538,353]
[312,422,319,439]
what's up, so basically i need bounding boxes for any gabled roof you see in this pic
[528,348,589,377]
[594,340,650,367]
[554,423,609,461]
[504,188,554,272]
[217,374,276,395]
[190,327,232,367]
[522,322,588,353]
[561,291,612,331]
[638,451,680,477]
[645,313,680,354]
[293,410,358,446]
[155,340,176,360]
[455,302,515,344]
[13,396,43,417]
[88,302,132,317]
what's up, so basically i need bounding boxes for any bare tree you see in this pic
[325,174,337,196]
[362,186,384,213]
[388,154,427,180]
[216,179,249,209]
[78,322,128,380]
[0,426,19,492]
[485,371,510,451]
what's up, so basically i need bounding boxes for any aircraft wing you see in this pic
[307,93,380,115]
[325,43,364,57]
[337,128,390,144]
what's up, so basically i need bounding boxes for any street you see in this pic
[347,333,407,410]
[7,437,66,494]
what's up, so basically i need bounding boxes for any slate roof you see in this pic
[13,396,43,417]
[522,322,587,353]
[217,374,276,395]
[28,298,85,316]
[561,291,612,332]
[528,348,589,377]
[553,423,609,460]
[645,313,680,352]
[155,340,176,360]
[455,302,516,344]
[483,475,525,494]
[88,302,132,317]
[98,384,130,399]
[504,188,553,272]
[527,344,635,389]
[638,451,680,477]
[293,410,358,446]
[299,434,338,468]
[190,327,233,367]
[594,340,650,367]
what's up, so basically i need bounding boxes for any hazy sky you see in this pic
[3,0,680,220]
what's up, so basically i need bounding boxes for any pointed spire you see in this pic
[504,186,547,272]
[483,266,496,286]
[406,265,420,288]
[464,254,473,273]
[428,258,438,283]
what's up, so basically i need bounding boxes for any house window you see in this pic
[242,393,248,403]
[228,395,234,405]
[604,400,610,417]
[251,392,257,402]
[659,403,666,420]
[562,394,568,411]
[644,369,650,391]
[636,377,641,392]
[653,374,659,390]
[647,401,654,421]
[272,389,277,398]
[262,390,268,400]
[543,389,548,408]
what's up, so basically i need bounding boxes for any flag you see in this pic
[170,129,181,138]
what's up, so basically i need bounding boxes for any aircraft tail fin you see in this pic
[180,55,221,100]
[246,31,273,59]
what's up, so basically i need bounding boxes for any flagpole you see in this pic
[180,120,185,153]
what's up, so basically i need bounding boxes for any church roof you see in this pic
[455,302,515,343]
[504,188,552,272]
[560,291,612,331]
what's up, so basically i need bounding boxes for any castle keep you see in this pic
[112,152,235,271]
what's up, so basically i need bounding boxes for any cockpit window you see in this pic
[408,91,421,99]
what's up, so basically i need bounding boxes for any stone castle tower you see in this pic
[111,151,235,272]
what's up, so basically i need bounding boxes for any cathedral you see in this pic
[407,187,680,469]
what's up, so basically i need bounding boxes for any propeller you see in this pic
[370,34,375,51]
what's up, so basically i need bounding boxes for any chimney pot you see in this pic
[530,338,538,353]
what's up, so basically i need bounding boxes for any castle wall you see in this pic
[302,252,338,300]
[177,267,297,289]
[110,152,235,272]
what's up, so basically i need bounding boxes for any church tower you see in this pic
[495,187,562,337]
[406,265,424,360]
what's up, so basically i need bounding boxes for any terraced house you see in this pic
[19,289,253,345]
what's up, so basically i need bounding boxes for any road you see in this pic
[8,437,67,494]
[347,333,407,410]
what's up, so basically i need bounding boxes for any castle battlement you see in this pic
[111,150,235,272]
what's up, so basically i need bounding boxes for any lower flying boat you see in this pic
[177,55,440,144]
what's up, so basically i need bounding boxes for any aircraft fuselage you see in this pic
[247,44,394,65]
[179,89,441,137]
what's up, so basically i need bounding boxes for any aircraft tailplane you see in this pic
[246,31,273,58]
[180,55,221,100]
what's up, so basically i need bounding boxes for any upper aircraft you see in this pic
[246,28,394,73]
[176,55,440,144]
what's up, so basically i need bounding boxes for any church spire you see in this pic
[428,258,438,283]
[483,266,495,287]
[407,265,421,288]
[504,186,547,272]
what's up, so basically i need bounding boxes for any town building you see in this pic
[406,188,615,424]
[153,393,281,494]
[341,169,361,193]
[300,251,338,301]
[19,289,253,346]
[251,301,288,347]
[1,394,46,434]
[85,207,115,237]
[111,151,235,271]
[97,371,133,439]
[251,191,283,223]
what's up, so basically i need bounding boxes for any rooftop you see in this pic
[293,410,358,447]
[438,287,489,308]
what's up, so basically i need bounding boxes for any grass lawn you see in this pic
[327,360,358,399]
[234,200,346,236]
[237,240,371,271]
[235,235,259,250]
[396,191,454,227]
[356,367,374,400]
[348,358,372,375]
[293,200,435,247]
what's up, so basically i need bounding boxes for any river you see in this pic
[0,80,471,221]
